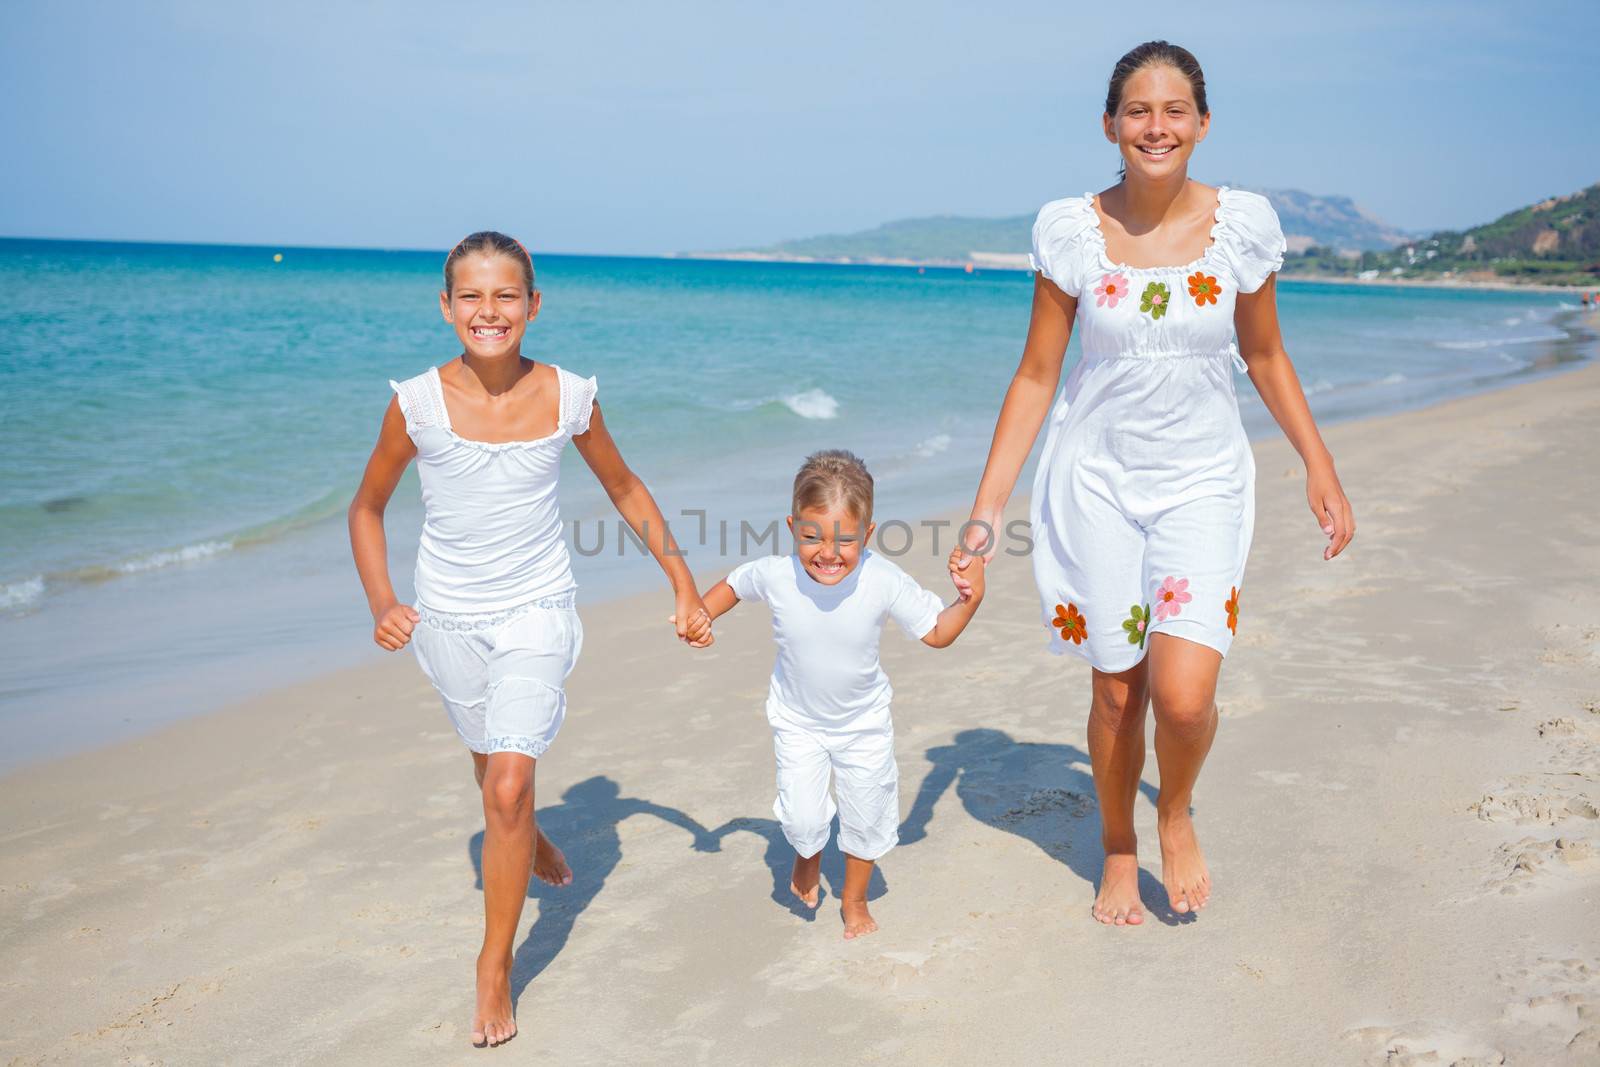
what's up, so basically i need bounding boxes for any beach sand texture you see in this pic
[4,356,1599,1065]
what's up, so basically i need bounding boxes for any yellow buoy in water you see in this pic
[273,253,283,263]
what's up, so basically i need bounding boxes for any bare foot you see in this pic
[1092,853,1144,926]
[840,898,878,939]
[790,853,821,909]
[1157,809,1211,914]
[472,951,516,1047]
[532,829,572,887]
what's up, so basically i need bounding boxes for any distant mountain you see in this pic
[1231,187,1412,252]
[689,188,1408,267]
[1288,181,1600,285]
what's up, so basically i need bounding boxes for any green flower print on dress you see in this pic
[1139,281,1171,320]
[1122,604,1150,648]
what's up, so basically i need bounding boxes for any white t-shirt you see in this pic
[727,551,945,726]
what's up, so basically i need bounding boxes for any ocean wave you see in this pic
[1303,379,1336,397]
[1378,373,1407,385]
[111,539,234,575]
[0,576,45,612]
[1434,331,1565,351]
[912,433,951,458]
[780,389,840,420]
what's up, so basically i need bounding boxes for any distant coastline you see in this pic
[668,249,1597,293]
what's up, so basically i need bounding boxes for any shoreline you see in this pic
[5,354,1599,1062]
[671,250,1599,293]
[2,302,1595,778]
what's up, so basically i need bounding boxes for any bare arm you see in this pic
[700,579,739,622]
[1234,276,1355,560]
[922,556,985,648]
[572,401,710,642]
[347,397,420,649]
[950,275,1076,595]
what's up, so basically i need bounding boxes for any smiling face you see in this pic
[1103,63,1210,182]
[787,500,874,586]
[438,252,541,360]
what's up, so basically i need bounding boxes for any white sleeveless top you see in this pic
[389,364,598,613]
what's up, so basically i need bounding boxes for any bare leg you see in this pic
[839,855,878,939]
[473,753,570,887]
[1086,663,1150,926]
[1147,634,1221,914]
[790,850,822,909]
[473,752,536,1047]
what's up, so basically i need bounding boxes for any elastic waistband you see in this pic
[1086,343,1247,373]
[418,590,577,631]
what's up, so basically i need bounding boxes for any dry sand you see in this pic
[4,353,1600,1065]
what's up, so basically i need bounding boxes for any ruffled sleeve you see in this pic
[1029,196,1099,298]
[388,369,446,437]
[1217,189,1287,294]
[557,367,599,437]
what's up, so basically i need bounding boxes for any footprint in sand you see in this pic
[1494,956,1600,1064]
[1471,782,1600,826]
[1491,835,1597,894]
[1344,1023,1505,1065]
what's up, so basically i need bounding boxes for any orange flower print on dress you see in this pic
[1225,586,1240,635]
[1051,602,1087,645]
[1187,271,1222,307]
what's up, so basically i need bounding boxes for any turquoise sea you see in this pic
[0,237,1589,771]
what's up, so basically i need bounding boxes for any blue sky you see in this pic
[1,1,1595,254]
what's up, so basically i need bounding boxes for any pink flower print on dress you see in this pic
[1153,575,1192,622]
[1094,272,1130,309]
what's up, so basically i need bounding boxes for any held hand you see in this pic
[373,602,420,651]
[1307,462,1355,560]
[670,589,714,648]
[948,509,1000,598]
[949,545,989,602]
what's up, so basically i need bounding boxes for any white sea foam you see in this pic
[113,539,234,575]
[913,433,952,458]
[1303,379,1336,397]
[1435,332,1563,351]
[1379,373,1407,385]
[0,576,45,612]
[781,389,840,420]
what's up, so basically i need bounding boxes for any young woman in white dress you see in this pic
[951,42,1355,926]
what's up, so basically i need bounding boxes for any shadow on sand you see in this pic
[899,727,1193,925]
[704,815,888,923]
[468,775,716,1003]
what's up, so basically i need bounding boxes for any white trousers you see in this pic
[768,695,899,862]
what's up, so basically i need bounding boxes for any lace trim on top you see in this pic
[559,369,598,436]
[389,372,449,430]
[417,590,578,631]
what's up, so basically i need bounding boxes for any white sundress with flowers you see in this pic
[1028,186,1284,671]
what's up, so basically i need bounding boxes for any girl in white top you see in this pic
[696,450,985,939]
[952,43,1355,927]
[348,231,710,1048]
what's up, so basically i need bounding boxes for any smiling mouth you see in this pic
[470,326,509,340]
[811,560,845,576]
[1137,145,1177,159]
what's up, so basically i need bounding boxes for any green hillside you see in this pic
[1287,182,1600,285]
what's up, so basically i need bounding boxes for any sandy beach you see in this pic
[5,344,1600,1064]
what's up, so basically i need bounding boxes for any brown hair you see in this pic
[443,231,535,294]
[792,449,874,522]
[1104,41,1208,118]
